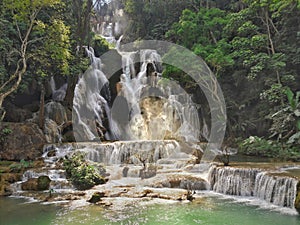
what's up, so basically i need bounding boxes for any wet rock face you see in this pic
[3,102,33,122]
[295,181,300,214]
[0,122,46,160]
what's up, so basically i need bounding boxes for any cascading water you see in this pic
[254,172,297,208]
[208,166,299,209]
[114,45,200,142]
[73,40,200,143]
[78,140,181,165]
[10,144,74,195]
[72,46,120,141]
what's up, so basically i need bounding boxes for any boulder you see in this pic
[37,176,51,190]
[44,101,68,125]
[21,175,51,191]
[0,122,46,160]
[21,178,39,191]
[88,192,106,203]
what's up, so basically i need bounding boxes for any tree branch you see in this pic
[0,59,22,91]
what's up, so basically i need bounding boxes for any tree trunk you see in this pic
[0,96,5,122]
[64,75,79,109]
[38,83,45,129]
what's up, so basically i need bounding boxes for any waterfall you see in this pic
[10,144,74,194]
[208,166,298,209]
[73,46,120,141]
[208,166,259,196]
[115,48,200,142]
[50,76,68,102]
[100,22,117,45]
[73,40,201,143]
[80,140,180,165]
[254,172,297,208]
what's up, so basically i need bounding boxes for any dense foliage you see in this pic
[0,0,109,116]
[0,0,299,159]
[63,152,106,190]
[238,136,300,161]
[121,0,300,157]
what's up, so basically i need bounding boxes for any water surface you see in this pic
[1,194,299,225]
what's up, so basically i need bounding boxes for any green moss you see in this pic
[88,192,105,203]
[37,176,51,191]
[0,161,14,166]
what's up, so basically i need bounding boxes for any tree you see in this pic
[63,0,105,107]
[166,8,233,76]
[164,0,300,141]
[0,0,62,121]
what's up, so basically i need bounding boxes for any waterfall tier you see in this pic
[77,140,181,165]
[208,166,299,209]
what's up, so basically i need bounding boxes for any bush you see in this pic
[238,136,300,161]
[63,152,106,190]
[92,35,110,57]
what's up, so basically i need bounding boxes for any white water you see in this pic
[115,46,200,142]
[10,144,74,195]
[78,140,181,165]
[72,42,200,143]
[73,46,120,141]
[208,166,298,209]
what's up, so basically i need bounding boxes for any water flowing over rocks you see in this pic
[208,165,299,209]
[72,44,200,143]
[79,140,181,165]
[6,140,300,215]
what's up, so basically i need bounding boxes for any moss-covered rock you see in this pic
[88,192,105,203]
[37,176,51,190]
[21,176,51,191]
[0,161,23,196]
[21,178,38,191]
[63,152,107,190]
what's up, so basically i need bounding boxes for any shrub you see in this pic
[238,136,300,161]
[92,35,110,57]
[63,152,106,190]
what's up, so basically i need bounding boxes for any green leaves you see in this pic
[63,152,106,190]
[166,8,232,75]
[3,0,61,22]
[44,19,71,75]
[285,87,300,110]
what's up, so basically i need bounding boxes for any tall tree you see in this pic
[0,0,64,120]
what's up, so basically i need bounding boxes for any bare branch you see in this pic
[15,21,23,42]
[268,18,280,35]
[27,37,45,45]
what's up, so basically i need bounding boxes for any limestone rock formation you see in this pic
[0,122,46,160]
